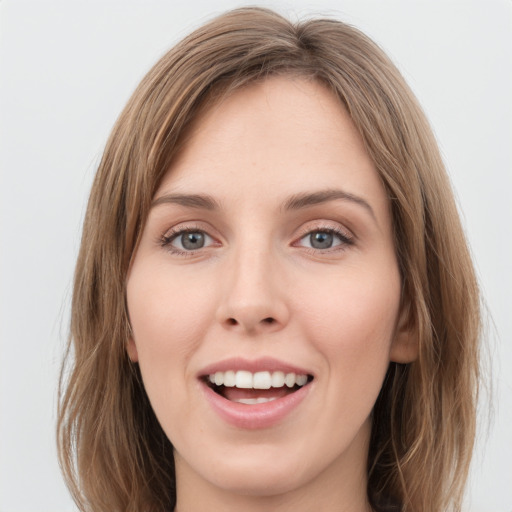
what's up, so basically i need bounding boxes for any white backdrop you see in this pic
[0,1,511,511]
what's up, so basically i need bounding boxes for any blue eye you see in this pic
[298,229,352,250]
[163,229,214,253]
[308,231,335,249]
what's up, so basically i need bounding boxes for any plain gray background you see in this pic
[1,1,511,511]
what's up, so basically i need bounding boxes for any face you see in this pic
[127,77,413,505]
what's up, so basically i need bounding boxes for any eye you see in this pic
[297,228,353,251]
[162,228,215,253]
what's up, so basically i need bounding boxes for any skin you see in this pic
[126,77,415,512]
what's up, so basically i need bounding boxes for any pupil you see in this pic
[181,232,204,250]
[310,231,333,249]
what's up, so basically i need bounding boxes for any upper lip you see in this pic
[197,357,313,378]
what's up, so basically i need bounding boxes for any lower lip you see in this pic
[201,381,311,430]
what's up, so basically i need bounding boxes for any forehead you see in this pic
[157,76,388,219]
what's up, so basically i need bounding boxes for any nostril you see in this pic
[223,316,277,329]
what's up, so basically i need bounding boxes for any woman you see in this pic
[57,7,481,512]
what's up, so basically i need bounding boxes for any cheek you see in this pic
[126,262,221,436]
[126,262,216,372]
[293,262,401,375]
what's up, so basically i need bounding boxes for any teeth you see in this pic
[296,374,308,386]
[207,370,309,389]
[235,370,253,389]
[224,370,236,387]
[271,371,285,387]
[214,372,224,386]
[234,397,278,404]
[285,372,296,388]
[253,371,271,389]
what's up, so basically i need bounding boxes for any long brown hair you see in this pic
[58,7,481,512]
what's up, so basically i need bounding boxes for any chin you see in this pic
[177,442,313,497]
[208,462,308,497]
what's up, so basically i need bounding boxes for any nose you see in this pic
[215,244,290,335]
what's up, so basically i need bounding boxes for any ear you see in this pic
[127,337,139,362]
[389,301,418,363]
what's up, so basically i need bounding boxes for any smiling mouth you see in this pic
[204,370,314,404]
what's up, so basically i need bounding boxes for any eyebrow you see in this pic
[151,188,375,220]
[151,193,220,210]
[283,189,376,220]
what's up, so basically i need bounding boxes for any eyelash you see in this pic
[159,225,215,256]
[293,225,354,253]
[159,223,354,256]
